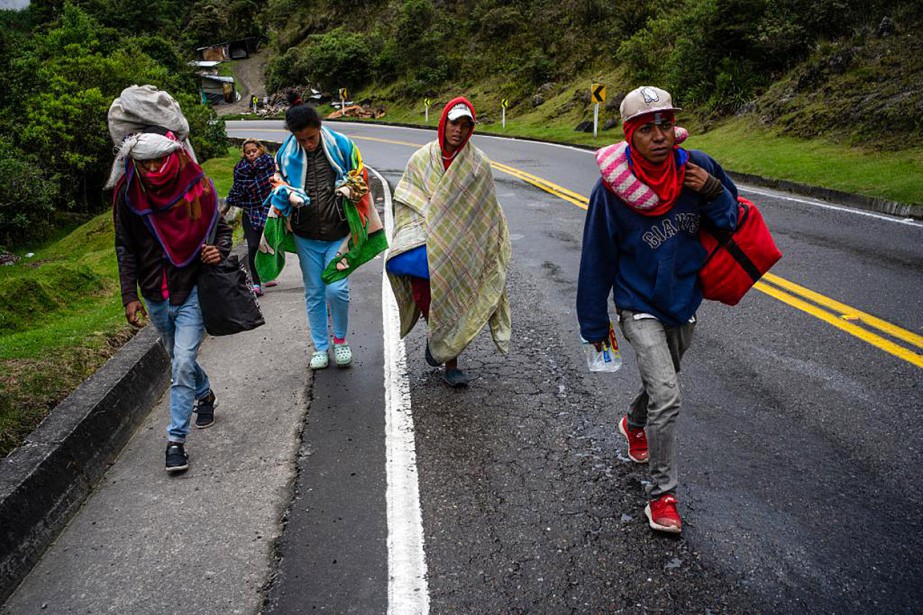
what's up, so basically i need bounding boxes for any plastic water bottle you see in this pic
[581,320,622,372]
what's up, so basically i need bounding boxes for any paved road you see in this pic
[236,121,921,614]
[4,121,920,614]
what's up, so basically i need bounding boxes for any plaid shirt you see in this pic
[226,154,275,228]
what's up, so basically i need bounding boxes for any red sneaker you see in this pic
[645,494,682,533]
[618,415,649,463]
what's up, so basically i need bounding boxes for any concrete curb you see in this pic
[0,326,170,604]
[725,170,922,219]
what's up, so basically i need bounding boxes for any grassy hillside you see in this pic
[258,0,922,206]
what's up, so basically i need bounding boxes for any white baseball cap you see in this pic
[620,86,682,124]
[446,103,474,122]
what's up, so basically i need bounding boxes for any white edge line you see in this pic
[372,165,430,615]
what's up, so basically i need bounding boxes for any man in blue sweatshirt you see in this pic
[577,86,739,533]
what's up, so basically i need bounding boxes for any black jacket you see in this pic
[289,147,349,241]
[114,187,233,307]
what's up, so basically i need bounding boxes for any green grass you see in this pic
[685,118,923,205]
[0,149,243,457]
[0,212,129,455]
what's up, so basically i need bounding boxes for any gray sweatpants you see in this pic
[618,310,695,498]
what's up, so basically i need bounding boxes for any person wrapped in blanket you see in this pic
[576,86,739,534]
[255,103,386,370]
[385,97,511,388]
[106,85,232,473]
[225,139,275,295]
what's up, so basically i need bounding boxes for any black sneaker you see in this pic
[194,389,218,429]
[165,442,189,473]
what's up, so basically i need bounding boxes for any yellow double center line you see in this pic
[235,128,923,368]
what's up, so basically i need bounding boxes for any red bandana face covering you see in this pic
[119,149,218,267]
[624,114,687,216]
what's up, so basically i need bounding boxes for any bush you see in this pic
[300,27,373,91]
[0,139,59,248]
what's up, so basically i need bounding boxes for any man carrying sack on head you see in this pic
[576,86,739,533]
[107,85,233,474]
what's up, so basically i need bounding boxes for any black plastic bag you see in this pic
[198,252,265,336]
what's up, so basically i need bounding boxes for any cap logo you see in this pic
[640,87,660,104]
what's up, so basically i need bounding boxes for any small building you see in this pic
[200,75,238,105]
[196,43,230,62]
[228,37,260,59]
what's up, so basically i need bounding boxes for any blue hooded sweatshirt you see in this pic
[576,149,739,341]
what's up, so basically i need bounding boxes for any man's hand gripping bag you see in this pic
[699,197,782,306]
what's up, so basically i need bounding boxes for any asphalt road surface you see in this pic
[228,120,922,614]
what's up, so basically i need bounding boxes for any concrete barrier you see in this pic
[0,326,170,603]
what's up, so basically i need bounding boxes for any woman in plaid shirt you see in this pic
[226,139,276,295]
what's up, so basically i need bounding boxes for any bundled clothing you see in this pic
[255,126,386,285]
[386,97,511,364]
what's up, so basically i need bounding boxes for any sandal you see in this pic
[334,342,352,367]
[310,351,329,370]
[333,252,351,272]
[442,368,469,388]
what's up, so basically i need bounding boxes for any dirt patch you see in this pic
[215,51,269,117]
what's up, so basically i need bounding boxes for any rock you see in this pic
[878,16,895,37]
[0,252,20,266]
[574,121,593,133]
[538,82,555,94]
[606,91,626,111]
[602,118,619,131]
[532,94,545,107]
[575,89,591,105]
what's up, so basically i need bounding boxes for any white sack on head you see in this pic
[106,85,198,189]
[108,85,190,144]
[105,132,186,189]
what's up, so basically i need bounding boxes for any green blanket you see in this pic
[255,199,388,284]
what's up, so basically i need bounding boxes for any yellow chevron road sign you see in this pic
[591,83,606,104]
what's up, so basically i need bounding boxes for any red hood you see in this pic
[438,96,476,160]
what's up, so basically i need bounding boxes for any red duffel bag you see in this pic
[699,197,782,306]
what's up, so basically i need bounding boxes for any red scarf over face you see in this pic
[119,149,218,267]
[624,114,687,216]
[438,97,476,171]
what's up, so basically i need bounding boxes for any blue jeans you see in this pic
[145,287,211,443]
[295,235,349,352]
[293,234,350,352]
